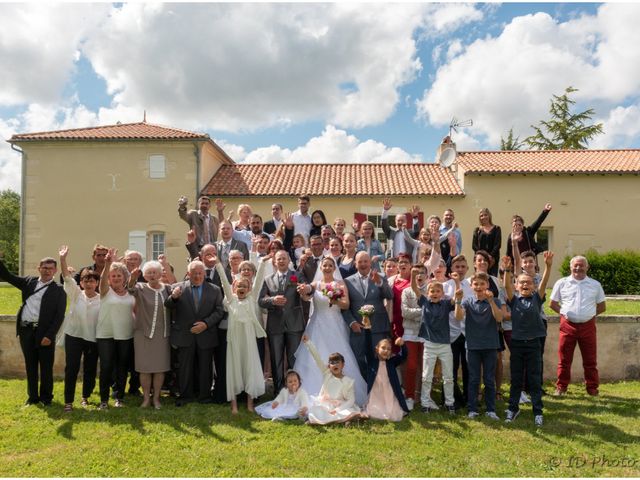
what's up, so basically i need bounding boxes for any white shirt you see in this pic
[21,279,53,323]
[63,276,100,342]
[292,210,312,242]
[444,278,473,342]
[550,275,605,323]
[96,288,135,340]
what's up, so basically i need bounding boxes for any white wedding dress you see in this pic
[293,283,368,406]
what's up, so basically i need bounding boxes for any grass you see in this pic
[4,285,640,315]
[0,379,639,477]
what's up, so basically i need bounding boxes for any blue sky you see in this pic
[2,2,639,192]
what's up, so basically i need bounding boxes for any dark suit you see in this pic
[382,216,419,258]
[259,270,308,392]
[263,218,282,235]
[0,260,66,404]
[341,272,393,378]
[165,280,224,403]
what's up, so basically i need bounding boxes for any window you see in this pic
[151,233,165,260]
[149,154,166,179]
[536,227,551,252]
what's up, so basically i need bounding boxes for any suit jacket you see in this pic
[258,270,308,335]
[300,255,323,284]
[263,219,283,235]
[363,328,409,412]
[165,280,224,349]
[0,260,66,343]
[178,205,221,246]
[216,238,250,265]
[341,272,393,335]
[382,216,419,258]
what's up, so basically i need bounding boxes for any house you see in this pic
[8,122,640,281]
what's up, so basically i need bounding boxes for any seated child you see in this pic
[361,316,408,421]
[255,369,309,421]
[302,335,362,425]
[503,252,553,427]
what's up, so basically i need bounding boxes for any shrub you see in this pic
[559,249,640,295]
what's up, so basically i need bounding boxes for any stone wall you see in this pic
[1,315,639,382]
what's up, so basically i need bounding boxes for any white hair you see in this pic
[570,255,589,267]
[142,260,163,276]
[187,260,205,272]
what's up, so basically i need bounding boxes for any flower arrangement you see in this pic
[358,304,375,318]
[322,282,344,306]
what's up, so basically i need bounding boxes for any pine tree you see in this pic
[500,128,523,150]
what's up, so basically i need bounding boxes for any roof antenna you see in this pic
[143,110,147,123]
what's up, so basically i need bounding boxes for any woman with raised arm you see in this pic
[472,208,502,276]
[59,245,100,412]
[95,248,135,409]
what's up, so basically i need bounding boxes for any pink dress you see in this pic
[364,360,405,422]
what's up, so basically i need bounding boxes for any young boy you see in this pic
[412,269,463,414]
[503,251,553,427]
[445,255,473,408]
[455,272,503,419]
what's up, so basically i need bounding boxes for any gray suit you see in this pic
[165,281,224,402]
[259,270,308,391]
[178,205,221,247]
[382,215,420,258]
[341,273,393,378]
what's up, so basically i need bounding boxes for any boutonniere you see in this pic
[288,274,298,287]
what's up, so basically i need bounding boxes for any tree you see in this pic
[0,189,20,274]
[500,127,524,150]
[524,86,604,150]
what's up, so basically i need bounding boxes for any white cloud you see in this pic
[234,125,421,164]
[416,4,640,147]
[79,3,483,132]
[0,4,110,106]
[591,103,640,149]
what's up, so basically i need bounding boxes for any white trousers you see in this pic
[421,341,454,408]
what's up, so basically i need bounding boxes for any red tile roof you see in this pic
[8,121,209,142]
[458,149,640,174]
[201,163,464,196]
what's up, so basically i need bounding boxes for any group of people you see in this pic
[0,194,606,427]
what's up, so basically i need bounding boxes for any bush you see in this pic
[559,249,640,295]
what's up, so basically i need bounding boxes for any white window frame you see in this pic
[150,232,165,260]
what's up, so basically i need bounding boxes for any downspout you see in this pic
[10,143,25,275]
[193,142,201,198]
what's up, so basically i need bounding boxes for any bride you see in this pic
[293,256,367,405]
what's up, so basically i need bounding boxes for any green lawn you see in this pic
[0,379,639,477]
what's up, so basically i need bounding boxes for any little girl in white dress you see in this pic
[255,370,309,420]
[302,335,362,425]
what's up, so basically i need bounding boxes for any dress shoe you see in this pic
[198,397,215,404]
[175,398,193,407]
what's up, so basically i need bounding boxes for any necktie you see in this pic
[360,275,368,297]
[203,215,210,244]
[279,273,286,291]
[193,285,201,306]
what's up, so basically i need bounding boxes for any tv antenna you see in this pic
[449,117,473,138]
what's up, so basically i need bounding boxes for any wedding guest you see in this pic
[333,218,347,239]
[178,195,224,247]
[381,198,420,258]
[338,232,358,279]
[292,195,312,243]
[215,221,249,267]
[356,221,385,272]
[232,203,253,231]
[440,209,462,255]
[506,203,552,265]
[264,203,284,235]
[310,210,328,238]
[128,261,172,409]
[59,246,99,412]
[96,249,135,409]
[69,243,108,287]
[0,253,66,407]
[472,208,502,276]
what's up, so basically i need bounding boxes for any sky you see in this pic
[2,2,640,193]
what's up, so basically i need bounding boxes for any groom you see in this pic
[341,251,393,378]
[259,250,312,392]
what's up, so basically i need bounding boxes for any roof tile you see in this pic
[201,163,463,196]
[458,149,640,174]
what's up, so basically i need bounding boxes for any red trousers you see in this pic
[556,316,599,392]
[403,341,423,400]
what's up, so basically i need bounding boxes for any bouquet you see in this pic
[358,305,375,318]
[322,281,344,307]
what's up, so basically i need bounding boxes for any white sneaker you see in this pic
[485,411,500,421]
[519,392,531,404]
[405,398,414,411]
[534,415,544,427]
[467,411,480,419]
[505,409,520,423]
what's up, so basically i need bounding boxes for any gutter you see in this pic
[10,143,25,275]
[193,142,201,197]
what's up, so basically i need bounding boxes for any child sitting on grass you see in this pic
[302,335,362,425]
[255,369,309,421]
[361,315,408,421]
[503,251,553,427]
[455,272,503,420]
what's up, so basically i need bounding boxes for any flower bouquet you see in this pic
[322,281,344,307]
[358,304,375,322]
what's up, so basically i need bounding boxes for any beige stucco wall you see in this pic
[1,315,638,382]
[18,140,226,280]
[217,172,639,283]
